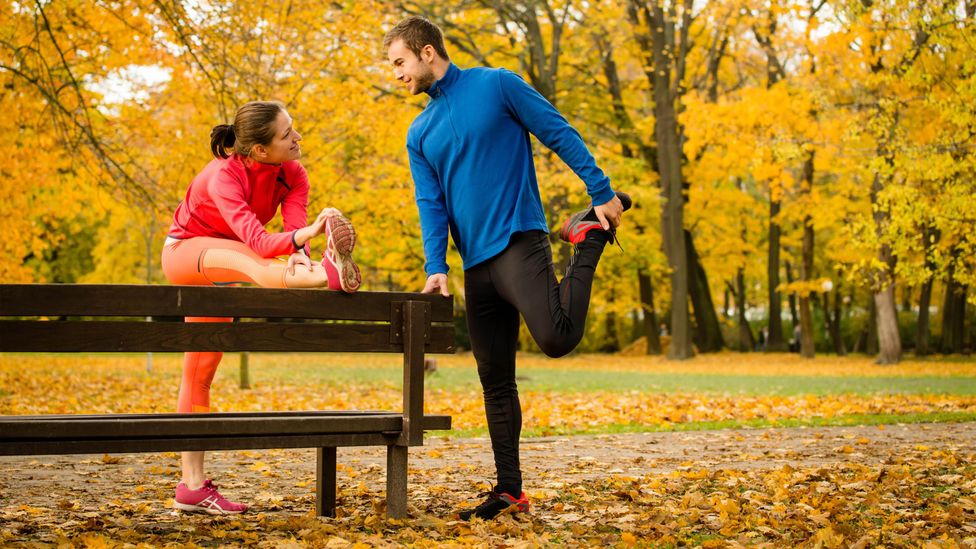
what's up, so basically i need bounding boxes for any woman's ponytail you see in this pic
[208,101,285,159]
[209,124,236,159]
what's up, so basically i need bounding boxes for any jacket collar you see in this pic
[237,154,283,176]
[426,63,460,97]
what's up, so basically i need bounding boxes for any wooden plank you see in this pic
[0,284,453,322]
[0,433,399,455]
[0,414,405,439]
[316,447,337,517]
[420,415,451,431]
[0,321,455,354]
[0,410,397,421]
[401,301,428,446]
[0,414,452,437]
[386,445,408,519]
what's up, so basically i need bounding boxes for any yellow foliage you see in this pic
[3,0,975,340]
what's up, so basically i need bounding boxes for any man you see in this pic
[384,16,630,521]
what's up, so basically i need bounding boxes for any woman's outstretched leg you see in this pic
[164,220,359,290]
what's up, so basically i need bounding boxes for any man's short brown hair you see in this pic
[383,16,450,61]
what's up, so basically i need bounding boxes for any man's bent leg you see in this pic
[491,231,609,357]
[464,263,523,496]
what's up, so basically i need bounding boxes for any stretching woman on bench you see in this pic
[161,100,359,514]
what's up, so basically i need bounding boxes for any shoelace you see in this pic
[474,490,498,502]
[568,226,625,268]
[611,227,625,252]
[471,483,507,506]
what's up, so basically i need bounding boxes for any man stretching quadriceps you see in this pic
[384,16,631,521]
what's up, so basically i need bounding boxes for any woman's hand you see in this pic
[310,207,342,236]
[294,207,343,247]
[287,252,313,275]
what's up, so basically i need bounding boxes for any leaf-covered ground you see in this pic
[1,423,974,547]
[1,352,975,546]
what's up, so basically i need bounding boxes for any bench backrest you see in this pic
[0,284,454,353]
[0,284,455,445]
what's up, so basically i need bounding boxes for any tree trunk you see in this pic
[735,268,754,352]
[866,295,879,356]
[916,225,938,356]
[723,287,731,318]
[875,286,902,364]
[799,283,815,356]
[828,287,847,356]
[827,289,847,356]
[756,12,788,354]
[620,0,696,359]
[686,230,724,352]
[871,169,902,364]
[916,278,933,356]
[785,261,799,330]
[798,153,816,359]
[642,0,692,360]
[638,270,662,355]
[602,288,618,352]
[941,260,967,354]
[767,199,787,351]
[961,287,970,354]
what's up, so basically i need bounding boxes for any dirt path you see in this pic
[2,422,974,545]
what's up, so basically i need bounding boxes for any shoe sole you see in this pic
[174,502,246,515]
[326,216,361,293]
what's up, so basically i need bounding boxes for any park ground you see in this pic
[1,352,975,547]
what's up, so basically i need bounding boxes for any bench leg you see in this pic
[386,445,408,519]
[316,447,337,517]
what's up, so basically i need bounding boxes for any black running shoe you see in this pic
[559,191,633,245]
[457,488,530,521]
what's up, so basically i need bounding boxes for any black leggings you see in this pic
[463,230,608,495]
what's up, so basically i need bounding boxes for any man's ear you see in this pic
[422,44,436,63]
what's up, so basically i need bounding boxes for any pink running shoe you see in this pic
[322,215,361,293]
[174,480,248,515]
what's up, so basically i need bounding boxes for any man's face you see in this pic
[387,39,436,95]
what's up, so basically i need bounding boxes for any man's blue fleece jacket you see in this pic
[406,63,615,276]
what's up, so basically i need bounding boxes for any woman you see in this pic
[161,100,359,514]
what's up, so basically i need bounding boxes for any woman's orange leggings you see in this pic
[161,236,330,413]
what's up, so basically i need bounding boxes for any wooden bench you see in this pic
[0,284,454,518]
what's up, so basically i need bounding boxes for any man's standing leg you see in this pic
[459,261,531,520]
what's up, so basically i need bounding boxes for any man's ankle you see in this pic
[497,484,521,497]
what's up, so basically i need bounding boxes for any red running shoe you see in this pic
[322,214,361,293]
[559,191,632,245]
[457,488,530,521]
[174,480,248,515]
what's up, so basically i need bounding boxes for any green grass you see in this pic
[219,360,976,396]
[437,411,976,438]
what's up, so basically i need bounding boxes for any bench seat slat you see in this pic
[0,433,401,455]
[0,285,453,322]
[0,411,395,420]
[0,321,455,354]
[0,414,452,439]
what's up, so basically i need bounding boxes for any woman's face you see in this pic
[254,110,302,164]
